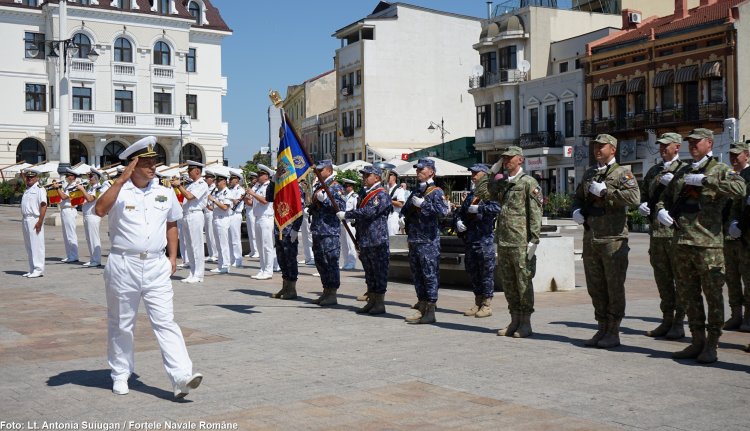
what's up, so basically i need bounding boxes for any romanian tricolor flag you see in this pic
[173,186,184,204]
[274,117,312,234]
[69,189,86,207]
[47,188,61,205]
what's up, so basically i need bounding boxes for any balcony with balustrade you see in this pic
[112,62,137,84]
[468,69,525,90]
[580,103,728,136]
[151,65,175,86]
[52,109,191,137]
[518,131,564,149]
[69,59,95,81]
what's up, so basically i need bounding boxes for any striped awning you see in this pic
[592,84,608,100]
[652,69,674,88]
[609,80,626,96]
[675,65,699,83]
[700,61,721,79]
[626,76,645,93]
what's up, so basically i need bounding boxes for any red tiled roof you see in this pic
[591,0,744,51]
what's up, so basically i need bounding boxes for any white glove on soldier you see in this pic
[316,190,327,202]
[657,209,674,227]
[336,211,346,221]
[490,161,503,174]
[588,181,607,197]
[572,208,585,225]
[638,202,651,216]
[659,172,674,186]
[456,220,467,232]
[468,204,479,214]
[729,220,742,239]
[684,174,706,187]
[526,242,538,261]
[411,196,424,208]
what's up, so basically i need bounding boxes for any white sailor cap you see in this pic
[186,160,204,168]
[23,168,41,177]
[207,167,230,180]
[64,167,80,177]
[119,136,158,161]
[342,178,357,186]
[256,164,274,176]
[89,167,104,178]
[228,168,244,179]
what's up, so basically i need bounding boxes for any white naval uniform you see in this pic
[340,190,358,269]
[182,178,209,280]
[244,186,257,256]
[387,184,406,236]
[253,180,275,276]
[204,184,218,260]
[81,181,110,265]
[228,184,245,266]
[104,180,194,387]
[177,218,189,266]
[212,187,233,270]
[60,181,80,261]
[21,183,46,274]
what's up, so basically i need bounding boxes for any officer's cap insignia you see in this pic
[155,195,168,202]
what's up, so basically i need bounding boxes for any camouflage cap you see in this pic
[687,128,713,140]
[593,134,618,148]
[500,146,524,157]
[729,141,749,154]
[656,132,682,145]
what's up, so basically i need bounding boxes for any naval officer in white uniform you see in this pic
[207,167,232,274]
[340,178,359,270]
[203,171,219,262]
[246,164,275,279]
[95,136,202,399]
[20,168,47,278]
[57,168,81,262]
[172,160,209,283]
[227,169,246,267]
[79,167,109,267]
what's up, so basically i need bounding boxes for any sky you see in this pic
[214,0,573,167]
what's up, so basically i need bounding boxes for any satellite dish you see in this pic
[471,64,485,77]
[519,60,531,73]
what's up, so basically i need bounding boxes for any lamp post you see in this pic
[179,115,189,163]
[427,117,450,159]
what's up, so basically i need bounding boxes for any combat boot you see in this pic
[665,311,685,339]
[318,288,337,306]
[723,306,742,330]
[312,289,329,305]
[513,313,533,338]
[356,293,375,314]
[696,332,719,364]
[584,321,607,347]
[464,295,482,317]
[368,293,386,315]
[645,312,673,337]
[405,301,426,323]
[271,279,288,299]
[356,291,369,302]
[280,280,297,300]
[415,302,436,324]
[672,330,706,359]
[475,297,493,318]
[497,312,520,337]
[739,307,750,332]
[596,318,621,348]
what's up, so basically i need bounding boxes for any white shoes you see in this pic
[180,277,204,283]
[82,262,101,268]
[174,373,203,399]
[251,272,272,280]
[22,272,30,277]
[312,272,320,277]
[231,263,243,268]
[251,253,260,258]
[210,267,229,274]
[177,263,190,269]
[26,271,43,278]
[61,258,78,263]
[112,379,129,395]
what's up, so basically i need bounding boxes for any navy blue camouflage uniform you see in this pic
[273,182,303,282]
[346,184,392,294]
[455,190,501,298]
[400,180,450,303]
[309,177,346,290]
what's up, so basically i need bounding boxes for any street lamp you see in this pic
[427,117,450,159]
[179,115,189,163]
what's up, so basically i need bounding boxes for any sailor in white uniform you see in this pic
[340,178,359,270]
[20,168,47,278]
[386,171,406,236]
[79,167,110,267]
[243,171,259,258]
[227,169,246,267]
[172,161,209,283]
[57,168,81,262]
[245,164,275,279]
[207,167,232,274]
[203,171,219,262]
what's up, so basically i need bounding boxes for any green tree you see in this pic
[335,169,361,190]
[241,151,272,180]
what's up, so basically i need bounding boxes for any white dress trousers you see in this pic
[22,217,45,273]
[300,213,314,263]
[184,211,205,279]
[60,206,79,260]
[213,215,231,270]
[83,215,102,264]
[204,209,217,259]
[245,207,256,255]
[177,219,190,265]
[340,192,358,269]
[255,215,275,274]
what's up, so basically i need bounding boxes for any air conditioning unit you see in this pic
[629,12,642,24]
[340,86,351,96]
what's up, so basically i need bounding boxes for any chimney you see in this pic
[675,0,689,18]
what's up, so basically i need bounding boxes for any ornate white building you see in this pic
[0,0,230,170]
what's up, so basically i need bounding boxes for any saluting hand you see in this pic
[118,157,139,184]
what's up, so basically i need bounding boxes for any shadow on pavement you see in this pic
[47,370,180,400]
[214,304,259,314]
[623,315,662,324]
[4,270,26,276]
[432,321,496,334]
[549,320,644,336]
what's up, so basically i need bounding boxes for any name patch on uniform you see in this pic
[155,195,168,202]
[125,205,135,211]
[621,173,636,188]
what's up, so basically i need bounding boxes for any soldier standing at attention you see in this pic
[58,168,81,263]
[94,136,202,398]
[79,167,110,268]
[203,171,219,263]
[246,165,276,280]
[572,134,640,349]
[227,169,246,268]
[207,168,232,274]
[308,160,346,306]
[656,128,746,363]
[172,161,209,284]
[723,141,750,332]
[399,159,450,324]
[340,178,359,270]
[638,132,687,339]
[243,172,259,259]
[271,178,303,300]
[20,168,47,278]
[386,171,406,236]
[456,163,501,320]
[484,147,542,337]
[337,165,393,315]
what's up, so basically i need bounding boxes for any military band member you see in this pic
[246,165,276,280]
[723,141,750,331]
[20,168,47,278]
[227,169,246,268]
[207,168,232,274]
[203,171,219,263]
[243,171,259,258]
[58,168,81,263]
[400,159,450,324]
[340,178,359,270]
[572,134,640,349]
[638,132,687,339]
[94,136,202,398]
[386,171,406,236]
[79,167,110,268]
[656,128,746,363]
[172,161,209,283]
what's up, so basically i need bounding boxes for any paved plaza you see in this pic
[0,205,749,430]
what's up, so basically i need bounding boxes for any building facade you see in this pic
[282,70,336,162]
[1,0,230,170]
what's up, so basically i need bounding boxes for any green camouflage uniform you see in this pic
[642,159,687,317]
[480,172,543,313]
[724,166,750,310]
[573,161,640,322]
[656,157,746,336]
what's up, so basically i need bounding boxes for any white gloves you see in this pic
[526,242,538,261]
[490,160,503,174]
[638,202,651,216]
[684,174,706,187]
[659,172,674,186]
[456,220,467,232]
[290,230,298,242]
[336,211,346,221]
[729,220,742,239]
[411,196,424,208]
[316,190,327,202]
[398,217,406,229]
[588,181,607,197]
[303,207,309,216]
[468,204,479,214]
[657,209,674,227]
[572,208,585,225]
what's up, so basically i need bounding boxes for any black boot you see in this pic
[724,306,742,330]
[368,293,386,315]
[271,279,288,299]
[673,330,706,359]
[665,311,685,339]
[497,312,520,337]
[356,292,375,314]
[584,321,607,347]
[280,280,297,300]
[597,318,621,348]
[415,302,436,324]
[646,312,673,337]
[696,332,719,364]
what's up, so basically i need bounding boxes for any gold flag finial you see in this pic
[269,90,284,108]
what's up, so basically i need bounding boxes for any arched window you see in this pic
[153,41,170,66]
[180,143,203,164]
[188,1,201,24]
[154,143,168,165]
[16,138,46,164]
[72,33,91,59]
[114,37,132,63]
[70,139,89,164]
[101,141,126,167]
